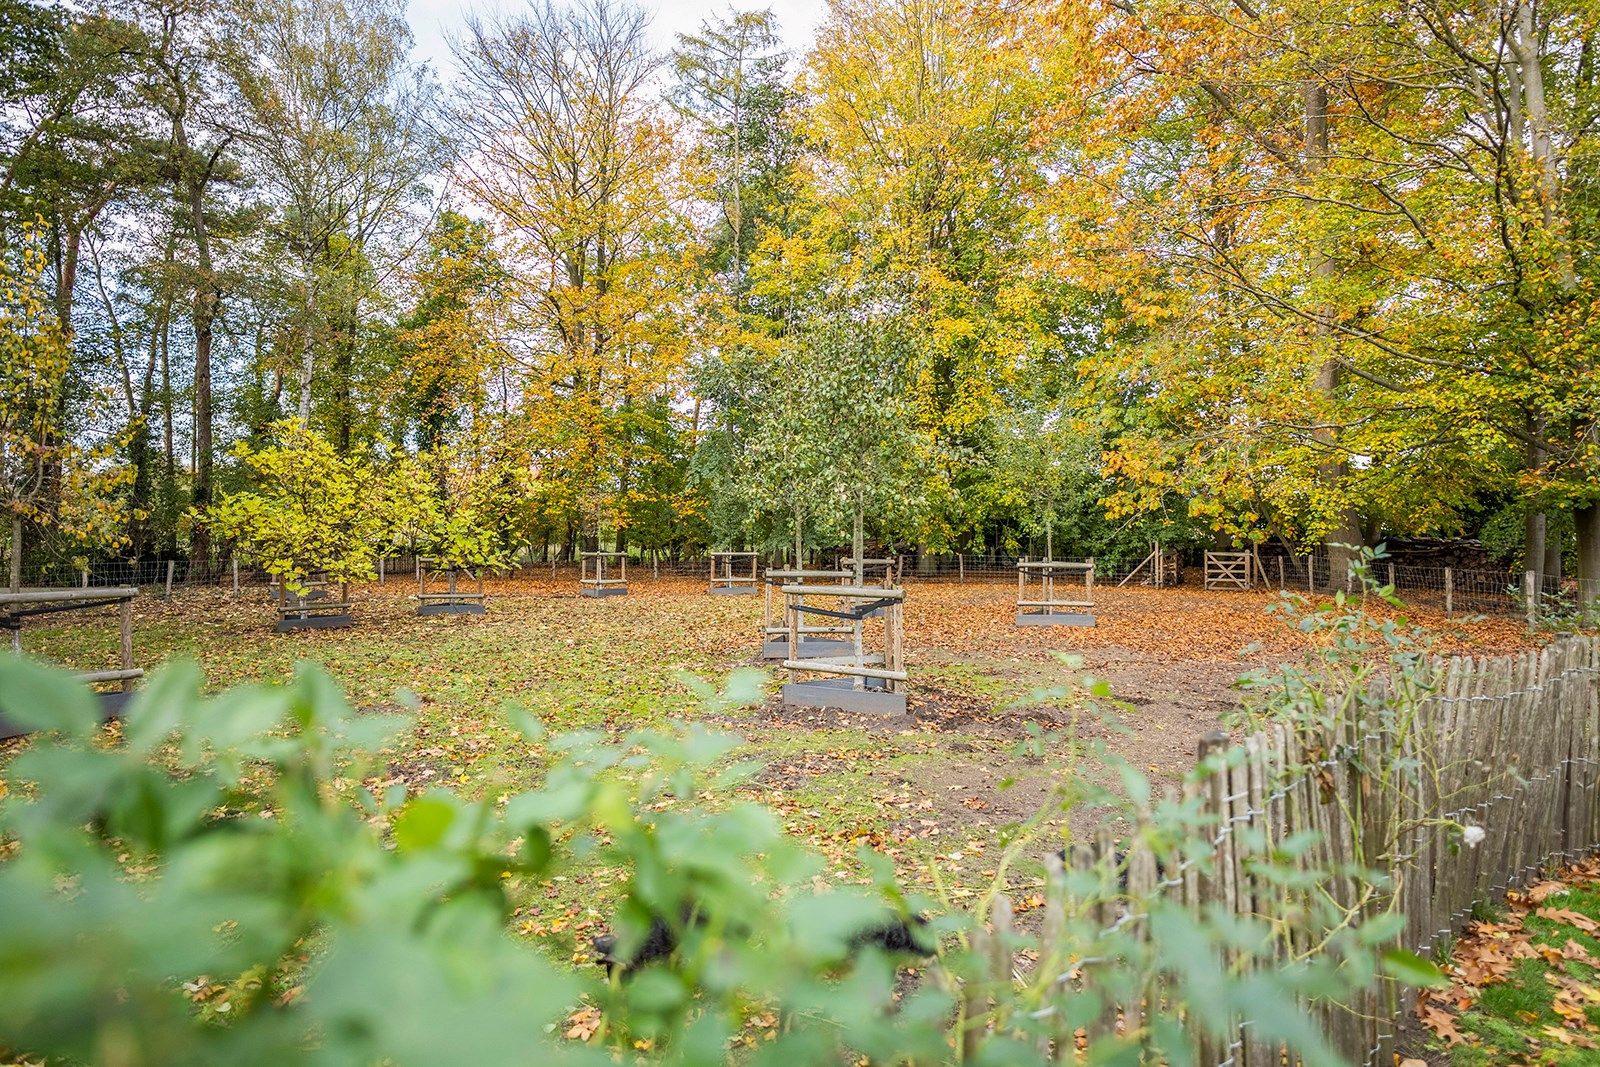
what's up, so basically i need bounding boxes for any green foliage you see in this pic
[206,419,400,592]
[0,649,1425,1065]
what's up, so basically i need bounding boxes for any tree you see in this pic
[224,0,440,428]
[1,222,131,589]
[733,309,929,573]
[1039,0,1600,601]
[452,0,702,554]
[670,7,800,304]
[206,419,397,593]
[393,212,509,453]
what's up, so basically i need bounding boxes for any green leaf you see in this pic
[393,794,458,852]
[1380,948,1447,988]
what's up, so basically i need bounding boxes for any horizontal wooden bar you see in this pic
[1017,561,1093,571]
[767,569,852,579]
[762,625,854,635]
[416,593,486,601]
[781,660,908,682]
[1017,599,1095,608]
[578,552,626,558]
[708,551,759,558]
[0,587,139,605]
[778,585,904,599]
[281,602,352,614]
[579,578,627,586]
[74,668,145,684]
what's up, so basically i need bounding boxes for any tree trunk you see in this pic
[187,173,219,570]
[1304,80,1364,587]
[852,500,865,584]
[8,514,20,593]
[297,265,317,422]
[1576,503,1600,617]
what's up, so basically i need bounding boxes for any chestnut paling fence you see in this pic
[974,636,1600,1064]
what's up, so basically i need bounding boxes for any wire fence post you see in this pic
[231,558,240,599]
[378,556,385,585]
[1525,570,1537,627]
[958,552,965,584]
[80,568,88,588]
[164,559,175,600]
[1444,567,1453,619]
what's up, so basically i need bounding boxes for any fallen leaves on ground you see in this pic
[1418,856,1600,1062]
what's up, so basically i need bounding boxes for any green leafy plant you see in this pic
[0,654,1416,1065]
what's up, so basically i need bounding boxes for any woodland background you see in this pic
[2,0,1597,593]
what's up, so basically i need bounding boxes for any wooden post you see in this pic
[1086,557,1095,602]
[787,591,799,664]
[164,559,175,600]
[231,558,239,599]
[1277,556,1285,591]
[1445,567,1454,619]
[1525,569,1538,626]
[81,568,89,588]
[889,598,904,692]
[1387,562,1396,589]
[378,556,385,585]
[1307,554,1315,595]
[1016,557,1026,607]
[119,594,135,693]
[1156,542,1164,588]
[958,552,964,583]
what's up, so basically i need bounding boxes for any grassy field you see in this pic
[2,575,1535,967]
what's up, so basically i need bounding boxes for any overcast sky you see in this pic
[404,0,829,73]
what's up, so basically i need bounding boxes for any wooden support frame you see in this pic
[1,587,142,739]
[1016,558,1096,627]
[761,568,852,659]
[416,561,487,616]
[779,582,907,716]
[579,551,628,598]
[1204,551,1254,591]
[708,551,759,596]
[276,571,354,631]
[841,555,899,584]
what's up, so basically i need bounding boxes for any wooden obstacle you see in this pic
[1118,542,1182,588]
[1203,550,1254,590]
[1016,558,1095,627]
[761,569,853,660]
[1,586,142,739]
[276,573,354,631]
[779,582,906,716]
[415,561,486,616]
[579,551,627,598]
[708,551,759,596]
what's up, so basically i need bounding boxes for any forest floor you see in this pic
[4,576,1535,965]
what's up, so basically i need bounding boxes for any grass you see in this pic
[7,577,1536,961]
[1428,879,1600,1065]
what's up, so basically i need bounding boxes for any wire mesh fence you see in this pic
[11,548,1594,622]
